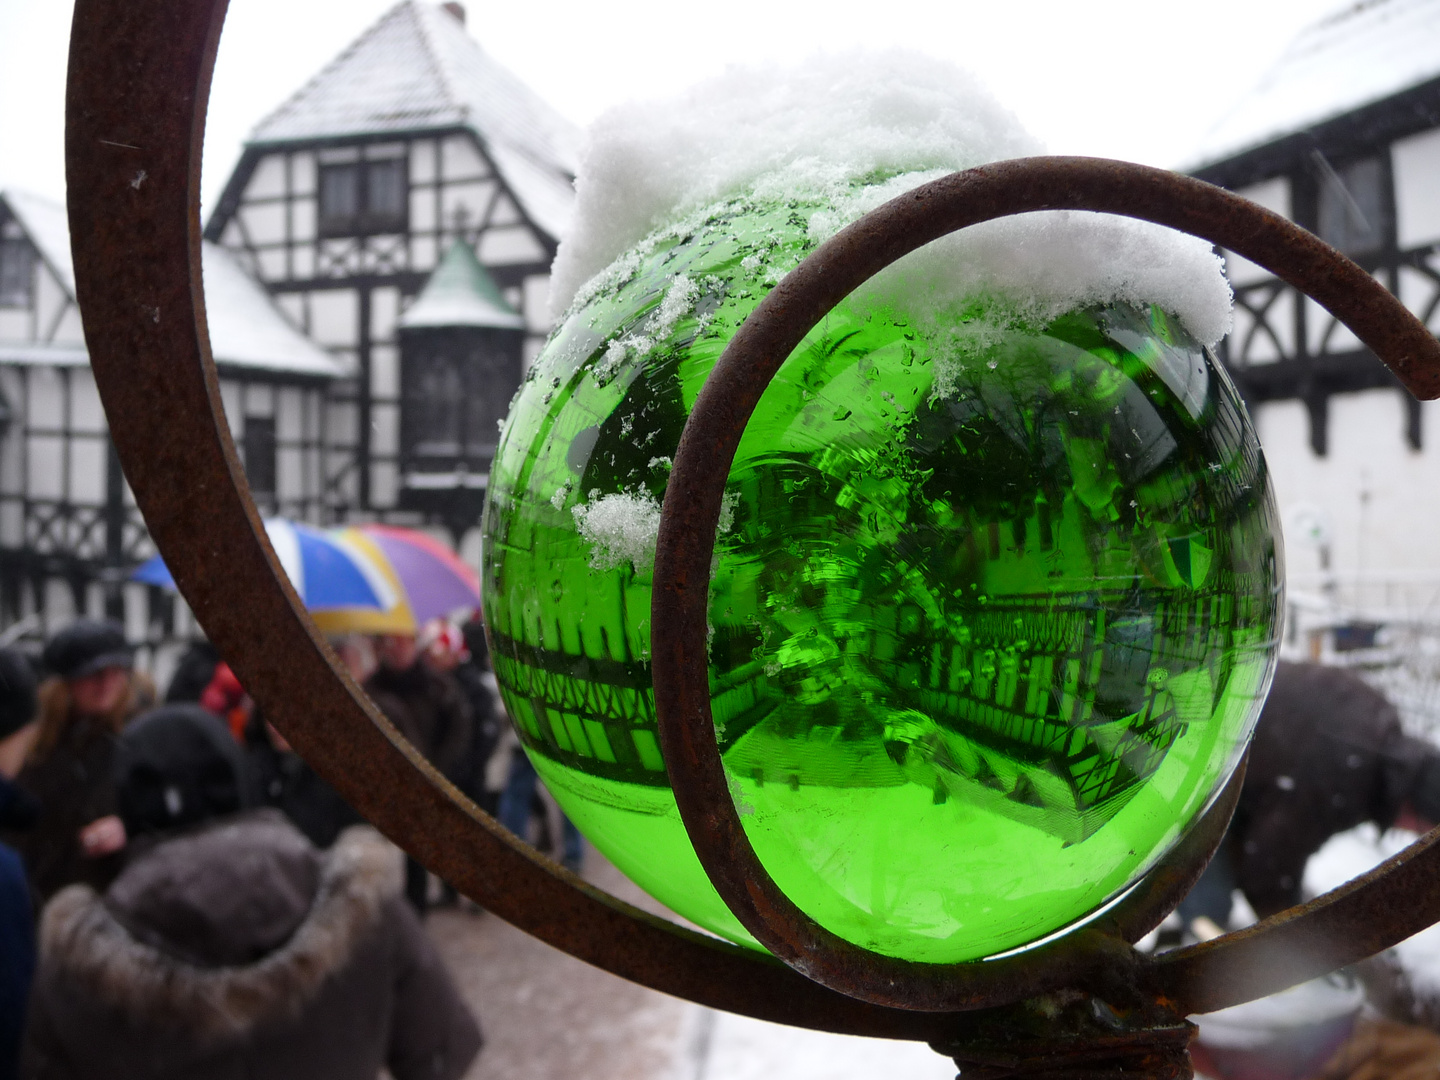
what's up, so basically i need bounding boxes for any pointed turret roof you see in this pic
[249,1,578,240]
[399,239,525,330]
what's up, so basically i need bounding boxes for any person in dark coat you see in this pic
[0,648,40,832]
[425,618,503,816]
[0,647,39,1080]
[244,709,363,850]
[22,705,482,1080]
[1181,661,1440,926]
[366,634,473,786]
[365,633,472,912]
[162,640,219,704]
[1,621,152,902]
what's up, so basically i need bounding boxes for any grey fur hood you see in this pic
[37,809,402,1044]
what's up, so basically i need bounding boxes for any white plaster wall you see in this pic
[1254,391,1440,579]
[1224,177,1292,286]
[1394,126,1440,250]
[247,154,286,200]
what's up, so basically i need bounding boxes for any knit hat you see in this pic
[114,705,248,839]
[0,647,36,739]
[42,619,132,681]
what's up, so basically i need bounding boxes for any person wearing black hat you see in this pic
[22,705,482,1080]
[3,620,153,902]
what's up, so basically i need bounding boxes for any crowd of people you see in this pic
[0,611,572,1080]
[10,611,1440,1079]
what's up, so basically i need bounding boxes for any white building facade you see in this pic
[0,0,576,668]
[205,0,576,543]
[0,188,345,659]
[1188,0,1440,665]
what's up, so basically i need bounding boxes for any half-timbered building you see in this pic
[1188,0,1440,610]
[0,188,344,658]
[204,0,577,548]
[0,1,576,673]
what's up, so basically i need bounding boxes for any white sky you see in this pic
[1,0,1346,219]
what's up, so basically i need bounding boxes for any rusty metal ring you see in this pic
[59,0,1002,1042]
[651,156,1440,1013]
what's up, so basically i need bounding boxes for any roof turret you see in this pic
[399,239,525,330]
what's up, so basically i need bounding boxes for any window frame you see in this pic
[317,154,409,238]
[1309,151,1394,259]
[0,236,35,309]
[242,414,279,499]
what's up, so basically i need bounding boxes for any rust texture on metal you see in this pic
[932,992,1196,1080]
[61,0,1003,1042]
[651,157,1440,1012]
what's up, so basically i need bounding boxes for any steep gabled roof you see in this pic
[1191,0,1440,169]
[399,239,525,330]
[3,189,75,293]
[249,1,577,240]
[1,190,344,378]
[200,244,350,377]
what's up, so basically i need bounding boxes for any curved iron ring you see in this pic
[60,0,991,1042]
[650,156,1440,1014]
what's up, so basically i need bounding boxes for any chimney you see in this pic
[441,2,466,24]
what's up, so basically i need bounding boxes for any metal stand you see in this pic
[62,1,1440,1072]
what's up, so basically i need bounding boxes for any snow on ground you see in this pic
[430,850,961,1080]
[1305,823,1440,995]
[695,1011,956,1080]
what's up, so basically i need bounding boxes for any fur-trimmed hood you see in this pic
[38,809,402,1044]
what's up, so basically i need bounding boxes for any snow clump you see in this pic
[592,273,700,385]
[551,51,1232,346]
[573,491,663,574]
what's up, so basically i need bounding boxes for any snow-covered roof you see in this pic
[1,189,344,379]
[399,239,524,330]
[2,189,75,294]
[250,1,577,241]
[0,344,90,367]
[200,244,349,377]
[1190,0,1440,168]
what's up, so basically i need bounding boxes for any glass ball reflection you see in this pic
[481,192,1281,963]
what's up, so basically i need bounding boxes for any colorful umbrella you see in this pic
[131,517,415,635]
[346,524,481,625]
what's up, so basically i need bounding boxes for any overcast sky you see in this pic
[2,0,1345,218]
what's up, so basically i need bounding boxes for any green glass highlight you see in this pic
[481,192,1282,963]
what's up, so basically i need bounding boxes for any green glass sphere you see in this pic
[481,190,1281,963]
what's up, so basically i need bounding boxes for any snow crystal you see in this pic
[717,491,738,537]
[591,273,700,384]
[551,51,1232,346]
[573,491,662,573]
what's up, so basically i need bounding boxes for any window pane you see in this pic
[243,415,278,496]
[463,337,521,457]
[319,164,360,235]
[408,352,463,456]
[1317,155,1385,255]
[0,239,33,308]
[365,159,407,228]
